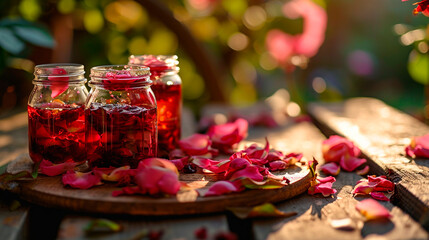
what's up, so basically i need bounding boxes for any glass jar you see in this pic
[129,55,182,157]
[28,63,88,164]
[85,65,157,168]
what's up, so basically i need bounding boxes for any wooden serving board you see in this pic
[11,164,311,216]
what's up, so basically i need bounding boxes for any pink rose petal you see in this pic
[370,192,390,201]
[405,134,429,158]
[138,158,179,174]
[168,157,189,171]
[48,68,69,98]
[62,170,102,189]
[203,181,243,197]
[208,118,248,154]
[320,162,340,176]
[352,181,374,195]
[268,160,288,171]
[39,159,78,176]
[192,157,231,174]
[340,155,366,172]
[367,175,394,192]
[93,166,135,185]
[355,199,392,220]
[356,165,370,175]
[134,166,180,195]
[322,135,360,163]
[229,165,264,182]
[308,176,337,197]
[178,134,211,156]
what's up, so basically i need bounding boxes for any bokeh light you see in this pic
[312,77,327,94]
[228,32,249,51]
[243,6,267,30]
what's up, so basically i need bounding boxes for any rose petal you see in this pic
[355,199,392,220]
[134,166,180,195]
[178,134,211,155]
[284,152,303,165]
[192,157,230,174]
[48,68,69,98]
[228,165,265,182]
[268,160,288,171]
[322,135,360,163]
[356,165,370,175]
[112,186,142,197]
[93,166,135,185]
[203,181,243,197]
[138,158,179,174]
[208,118,248,153]
[320,162,340,176]
[39,159,78,176]
[62,170,102,189]
[169,157,189,171]
[352,181,374,195]
[368,175,395,192]
[405,134,429,158]
[308,176,337,197]
[370,192,390,201]
[340,155,366,172]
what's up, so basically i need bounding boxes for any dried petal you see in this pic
[192,157,230,174]
[178,134,211,156]
[308,176,337,197]
[39,159,78,176]
[322,135,360,163]
[370,192,390,201]
[340,155,366,172]
[62,171,102,189]
[228,165,264,182]
[356,165,370,175]
[134,166,180,195]
[355,199,392,220]
[320,162,340,176]
[208,118,248,154]
[405,134,429,158]
[203,181,242,197]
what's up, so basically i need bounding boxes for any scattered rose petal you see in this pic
[238,177,286,189]
[192,157,230,174]
[169,157,189,171]
[208,118,248,154]
[370,192,390,201]
[320,162,340,176]
[356,165,370,175]
[308,176,337,197]
[138,158,179,174]
[405,134,429,158]
[62,171,102,189]
[340,155,366,172]
[268,160,287,171]
[134,166,180,195]
[367,175,394,192]
[283,152,303,165]
[39,159,78,176]
[93,166,135,185]
[195,227,208,240]
[229,203,297,219]
[203,181,243,197]
[228,165,264,182]
[322,135,360,163]
[178,134,211,156]
[355,199,392,220]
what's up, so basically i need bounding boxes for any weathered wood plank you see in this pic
[57,214,229,240]
[308,97,429,230]
[249,121,428,240]
[0,110,29,240]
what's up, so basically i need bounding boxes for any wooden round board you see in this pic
[12,164,312,215]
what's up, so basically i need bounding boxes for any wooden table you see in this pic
[1,97,429,240]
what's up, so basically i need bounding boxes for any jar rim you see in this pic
[34,63,86,82]
[90,65,151,79]
[128,55,179,68]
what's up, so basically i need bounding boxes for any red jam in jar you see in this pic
[85,65,157,168]
[28,64,88,164]
[129,55,182,157]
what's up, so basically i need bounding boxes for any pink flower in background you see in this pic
[405,134,429,158]
[266,0,327,70]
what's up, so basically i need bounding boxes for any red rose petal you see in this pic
[320,162,340,176]
[208,118,248,154]
[228,165,264,182]
[322,135,360,163]
[39,159,78,176]
[340,155,366,172]
[48,68,69,98]
[405,134,429,158]
[134,166,180,195]
[268,160,287,171]
[138,158,179,174]
[367,175,394,192]
[308,176,337,197]
[203,180,243,197]
[192,157,230,174]
[62,170,102,189]
[355,199,392,220]
[178,134,211,156]
[356,165,370,175]
[370,192,390,201]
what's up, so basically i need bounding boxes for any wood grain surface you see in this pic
[308,97,429,230]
